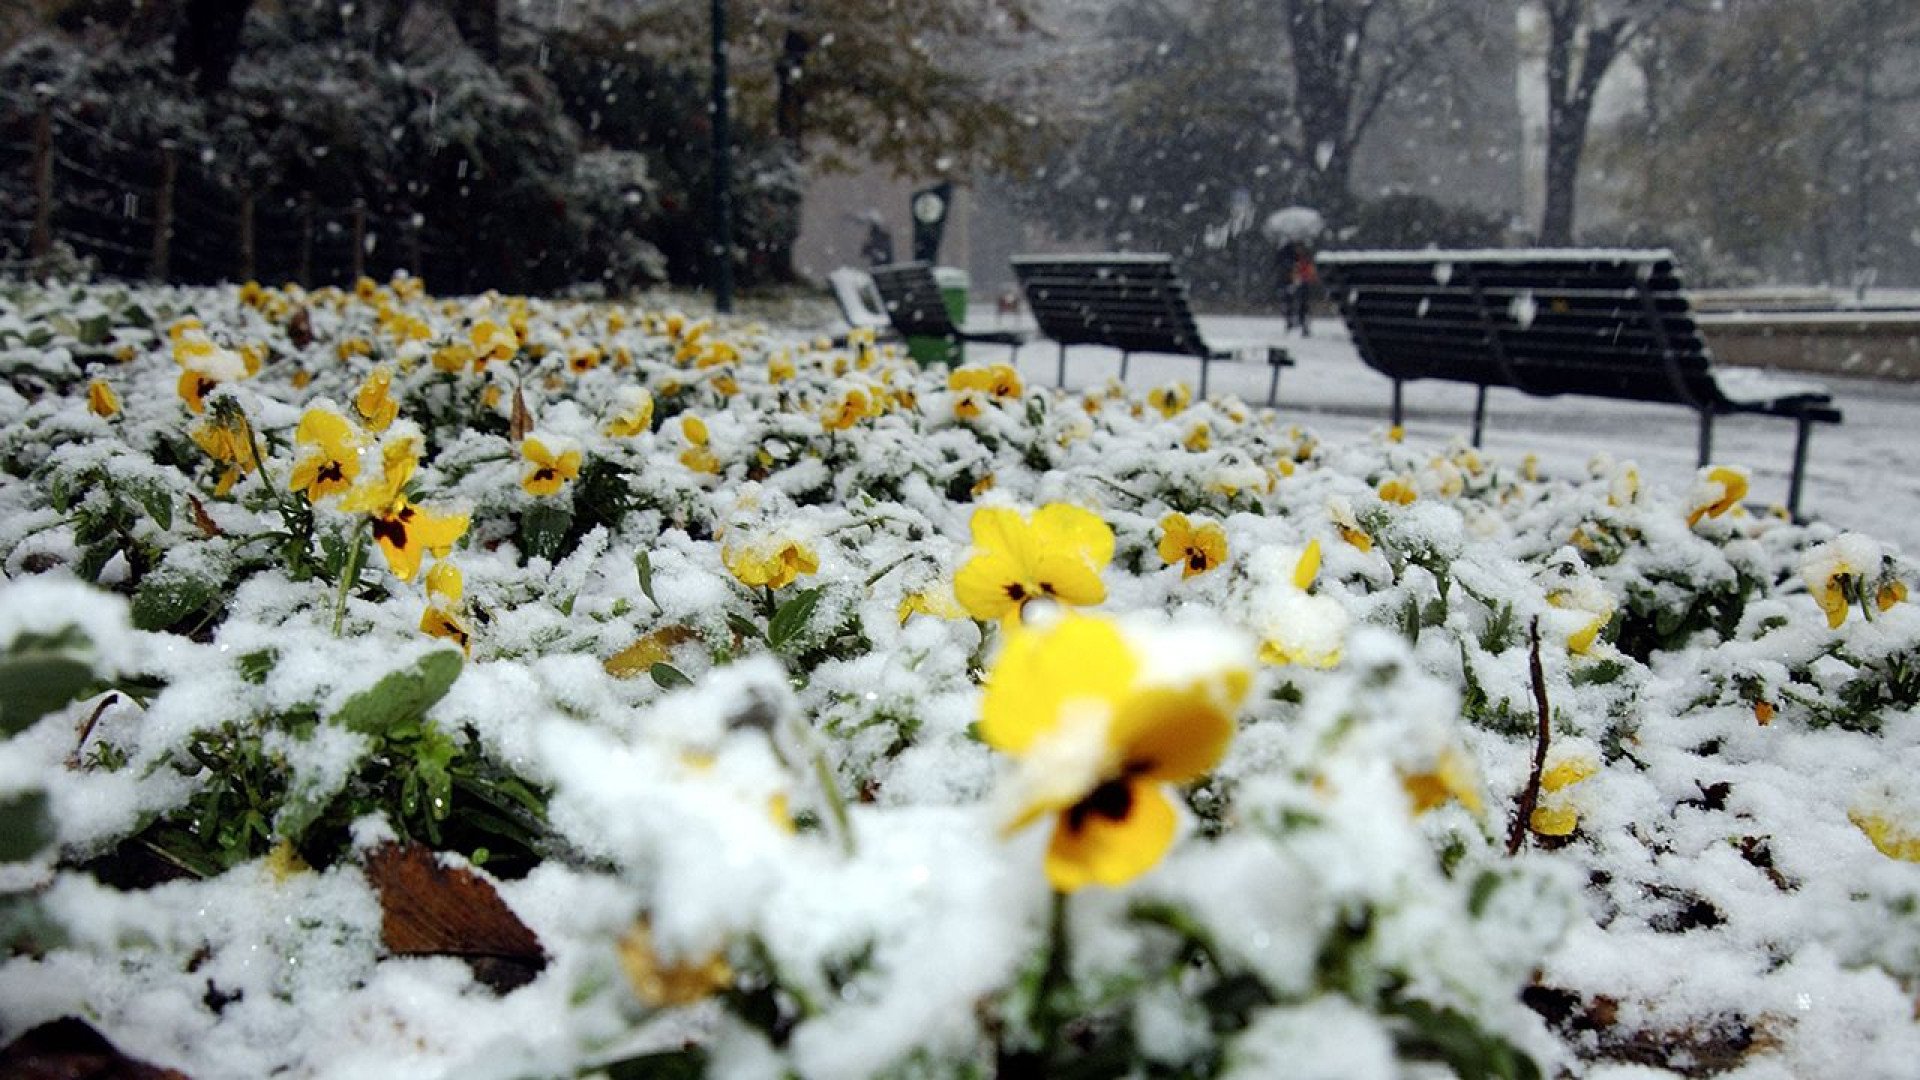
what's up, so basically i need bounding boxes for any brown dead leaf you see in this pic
[0,1016,190,1079]
[186,494,222,538]
[364,841,546,994]
[287,307,313,350]
[509,385,533,445]
[604,625,699,679]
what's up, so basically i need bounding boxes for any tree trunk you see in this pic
[173,0,255,97]
[774,0,809,154]
[450,0,500,63]
[1538,2,1624,246]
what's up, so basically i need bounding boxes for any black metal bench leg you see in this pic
[1266,357,1282,407]
[1471,385,1487,448]
[1199,354,1209,399]
[1120,351,1132,384]
[1391,380,1404,428]
[1788,414,1814,521]
[1697,410,1713,467]
[1056,342,1067,388]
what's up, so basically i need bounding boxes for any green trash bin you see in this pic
[906,266,971,367]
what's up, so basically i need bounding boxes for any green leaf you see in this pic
[0,651,99,737]
[633,549,661,613]
[649,663,692,689]
[238,649,278,685]
[0,791,51,862]
[333,650,464,736]
[77,313,112,346]
[726,612,765,643]
[602,1048,709,1080]
[1388,997,1542,1080]
[128,478,173,531]
[768,587,824,651]
[131,569,221,632]
[517,503,574,563]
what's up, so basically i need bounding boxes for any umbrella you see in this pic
[1263,206,1325,243]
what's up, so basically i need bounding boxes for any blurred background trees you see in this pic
[5,0,1920,298]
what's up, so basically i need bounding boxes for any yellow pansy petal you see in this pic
[1045,781,1178,893]
[1529,802,1579,837]
[1032,503,1115,570]
[425,560,463,603]
[1157,514,1193,567]
[1541,757,1597,792]
[979,615,1137,755]
[953,550,1027,623]
[1293,538,1322,591]
[1030,547,1109,607]
[1110,685,1236,784]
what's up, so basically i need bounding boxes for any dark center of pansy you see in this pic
[1065,778,1134,833]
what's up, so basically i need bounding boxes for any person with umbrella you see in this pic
[1266,207,1323,337]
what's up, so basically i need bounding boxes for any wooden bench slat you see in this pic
[1012,252,1293,399]
[1320,248,1842,518]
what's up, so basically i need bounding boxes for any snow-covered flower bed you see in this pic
[1,276,1917,1078]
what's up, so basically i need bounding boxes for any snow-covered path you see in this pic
[958,312,1920,549]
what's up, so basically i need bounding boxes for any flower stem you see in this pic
[1034,890,1072,1066]
[808,741,856,858]
[331,519,370,637]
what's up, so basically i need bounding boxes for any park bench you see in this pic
[826,267,899,343]
[1011,253,1293,402]
[866,261,1028,363]
[1316,248,1843,517]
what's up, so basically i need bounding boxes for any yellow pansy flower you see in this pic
[1880,580,1909,612]
[1183,423,1211,452]
[340,436,469,583]
[1800,533,1881,629]
[1401,748,1484,816]
[619,918,733,1008]
[722,534,819,591]
[679,413,720,474]
[188,409,260,497]
[1686,466,1749,527]
[898,583,966,623]
[289,405,362,503]
[431,341,475,374]
[354,365,399,432]
[1378,475,1417,505]
[1157,513,1227,578]
[569,346,602,374]
[982,614,1249,892]
[1146,382,1191,418]
[605,387,655,438]
[822,385,871,432]
[471,319,519,366]
[1328,498,1373,552]
[1255,540,1345,668]
[521,435,583,497]
[172,328,253,414]
[954,504,1114,624]
[953,389,987,421]
[87,377,120,418]
[419,560,472,654]
[1547,586,1613,655]
[1529,755,1598,837]
[768,351,797,384]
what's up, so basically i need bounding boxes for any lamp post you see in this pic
[710,0,735,314]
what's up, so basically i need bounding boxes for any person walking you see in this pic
[1287,242,1318,337]
[1277,240,1302,333]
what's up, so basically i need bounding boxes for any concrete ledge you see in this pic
[1697,312,1920,382]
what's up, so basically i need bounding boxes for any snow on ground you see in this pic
[966,311,1920,549]
[0,280,1917,1080]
